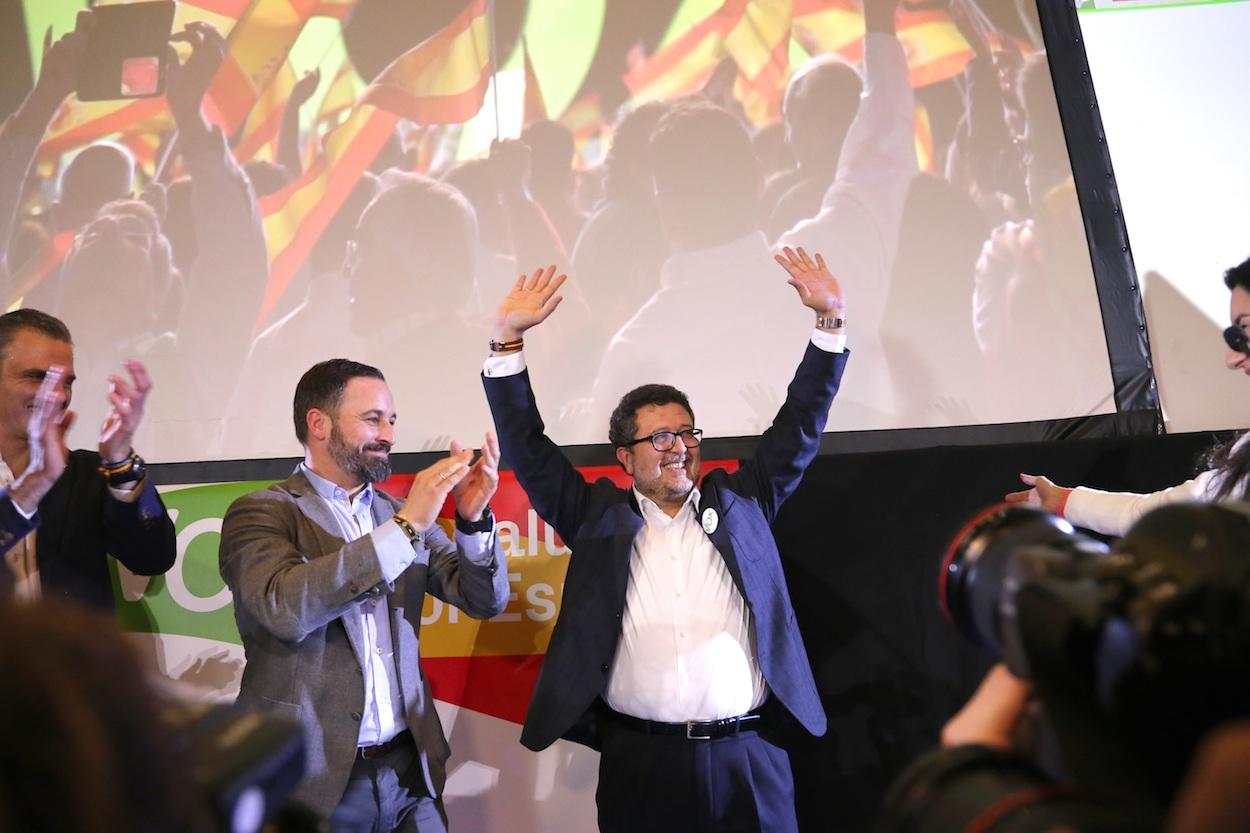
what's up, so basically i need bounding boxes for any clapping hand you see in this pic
[9,367,73,514]
[450,433,500,522]
[98,360,152,467]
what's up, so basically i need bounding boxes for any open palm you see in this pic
[495,265,566,342]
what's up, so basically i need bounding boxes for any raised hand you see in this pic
[489,138,532,201]
[166,22,227,124]
[774,246,846,316]
[1004,473,1071,514]
[291,67,321,107]
[494,265,566,343]
[450,432,500,522]
[34,17,91,105]
[98,360,152,466]
[397,449,474,533]
[9,367,74,514]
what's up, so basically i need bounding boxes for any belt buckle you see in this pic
[685,719,716,740]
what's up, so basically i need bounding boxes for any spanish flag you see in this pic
[793,0,973,88]
[233,61,297,163]
[6,229,76,308]
[357,0,492,124]
[314,61,361,128]
[623,0,790,125]
[256,0,493,328]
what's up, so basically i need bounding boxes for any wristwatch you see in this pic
[455,505,495,534]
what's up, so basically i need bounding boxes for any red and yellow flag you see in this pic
[914,100,933,173]
[314,61,361,128]
[257,0,493,328]
[358,0,492,124]
[793,0,973,88]
[623,0,790,125]
[6,229,77,308]
[233,61,297,163]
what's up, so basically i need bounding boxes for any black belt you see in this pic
[357,728,413,760]
[608,709,765,740]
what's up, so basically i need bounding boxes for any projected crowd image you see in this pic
[1,0,1113,462]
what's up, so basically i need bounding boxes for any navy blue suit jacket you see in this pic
[0,450,176,610]
[484,341,847,751]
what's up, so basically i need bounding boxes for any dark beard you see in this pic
[329,425,392,483]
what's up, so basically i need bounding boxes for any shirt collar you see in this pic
[632,485,701,524]
[300,462,374,508]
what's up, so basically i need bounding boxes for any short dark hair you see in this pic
[649,100,761,247]
[1223,254,1250,292]
[293,359,385,445]
[0,309,73,360]
[608,384,694,448]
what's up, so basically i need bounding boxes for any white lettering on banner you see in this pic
[422,598,443,626]
[525,583,556,622]
[496,511,571,558]
[168,518,234,613]
[497,521,522,557]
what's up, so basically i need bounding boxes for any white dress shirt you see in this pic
[299,463,495,746]
[604,486,766,722]
[483,332,844,722]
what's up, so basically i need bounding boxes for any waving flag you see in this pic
[358,0,492,124]
[256,0,493,328]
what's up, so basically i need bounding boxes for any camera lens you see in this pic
[940,505,1106,668]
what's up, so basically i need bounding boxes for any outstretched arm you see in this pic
[0,23,88,284]
[737,249,849,520]
[482,266,595,543]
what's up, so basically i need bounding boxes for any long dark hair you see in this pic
[1205,255,1250,499]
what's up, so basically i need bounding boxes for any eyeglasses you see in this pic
[1224,323,1250,357]
[621,428,703,452]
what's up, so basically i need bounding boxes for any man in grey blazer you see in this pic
[220,358,510,832]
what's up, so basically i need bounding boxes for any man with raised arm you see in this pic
[219,359,510,831]
[481,249,847,833]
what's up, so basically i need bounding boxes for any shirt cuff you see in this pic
[811,330,847,353]
[9,494,36,520]
[373,520,418,585]
[483,350,527,377]
[108,474,146,503]
[456,528,497,567]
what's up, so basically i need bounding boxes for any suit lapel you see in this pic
[697,486,748,600]
[286,470,369,669]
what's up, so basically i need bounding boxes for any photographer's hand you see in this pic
[1005,473,1072,515]
[941,664,1034,751]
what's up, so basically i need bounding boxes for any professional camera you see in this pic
[879,502,1250,833]
[164,702,313,833]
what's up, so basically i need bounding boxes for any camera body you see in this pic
[882,502,1250,832]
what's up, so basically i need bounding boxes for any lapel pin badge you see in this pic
[701,507,719,534]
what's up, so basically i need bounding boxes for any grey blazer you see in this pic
[219,469,510,819]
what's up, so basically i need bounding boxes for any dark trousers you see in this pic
[328,737,447,833]
[595,717,799,833]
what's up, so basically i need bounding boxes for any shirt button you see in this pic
[600,663,609,673]
[675,592,682,598]
[350,712,362,721]
[376,646,383,655]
